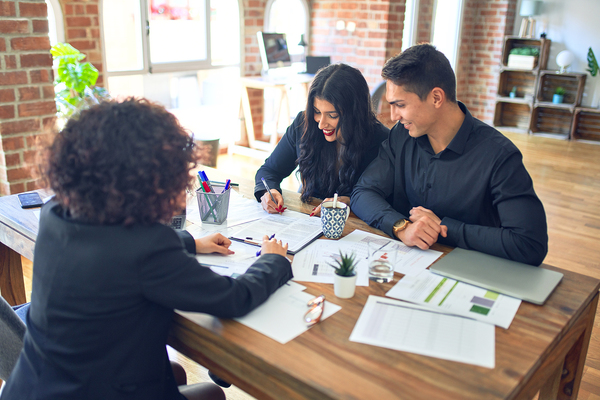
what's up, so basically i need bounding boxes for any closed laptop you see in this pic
[429,248,563,305]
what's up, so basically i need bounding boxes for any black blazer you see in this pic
[1,201,292,400]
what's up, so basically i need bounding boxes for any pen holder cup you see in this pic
[196,185,231,224]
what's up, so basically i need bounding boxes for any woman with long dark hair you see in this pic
[254,63,389,215]
[2,98,292,400]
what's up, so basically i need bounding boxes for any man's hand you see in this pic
[260,234,288,257]
[196,233,235,255]
[396,207,448,249]
[260,190,286,214]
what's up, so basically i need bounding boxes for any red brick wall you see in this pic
[0,0,55,195]
[416,0,433,44]
[310,0,404,88]
[456,0,517,124]
[60,0,103,85]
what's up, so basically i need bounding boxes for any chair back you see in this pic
[0,296,26,381]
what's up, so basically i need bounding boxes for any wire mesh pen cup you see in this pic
[196,184,231,224]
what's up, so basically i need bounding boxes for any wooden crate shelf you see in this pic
[536,71,586,106]
[571,107,600,141]
[497,70,537,99]
[530,105,573,137]
[494,102,532,131]
[501,36,551,71]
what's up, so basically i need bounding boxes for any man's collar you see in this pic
[443,101,472,155]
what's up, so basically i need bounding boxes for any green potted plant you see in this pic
[50,43,110,126]
[329,250,358,298]
[553,86,566,104]
[509,86,517,98]
[508,47,540,69]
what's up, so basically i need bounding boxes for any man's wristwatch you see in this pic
[392,219,410,237]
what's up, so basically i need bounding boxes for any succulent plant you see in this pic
[328,251,358,277]
[555,86,566,96]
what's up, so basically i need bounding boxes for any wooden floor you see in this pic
[19,131,600,399]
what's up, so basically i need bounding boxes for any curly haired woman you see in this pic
[254,63,389,215]
[1,98,292,400]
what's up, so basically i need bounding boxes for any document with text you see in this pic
[350,295,495,368]
[338,230,443,276]
[230,211,323,254]
[386,270,521,329]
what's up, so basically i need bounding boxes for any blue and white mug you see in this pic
[320,201,350,239]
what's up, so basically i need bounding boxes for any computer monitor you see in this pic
[257,32,292,71]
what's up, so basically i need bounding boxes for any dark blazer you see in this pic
[254,111,390,201]
[1,201,292,400]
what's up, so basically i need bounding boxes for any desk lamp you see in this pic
[556,50,575,74]
[519,0,542,38]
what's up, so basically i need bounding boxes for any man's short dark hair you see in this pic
[382,43,457,103]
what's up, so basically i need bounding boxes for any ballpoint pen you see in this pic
[256,233,276,257]
[199,181,218,220]
[261,177,286,213]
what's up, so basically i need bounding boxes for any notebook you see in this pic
[429,248,563,305]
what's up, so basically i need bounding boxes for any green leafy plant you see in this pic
[587,47,599,77]
[510,86,517,94]
[328,251,358,277]
[50,42,110,121]
[555,86,566,96]
[509,47,540,57]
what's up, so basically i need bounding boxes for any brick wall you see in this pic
[60,0,102,85]
[456,0,517,124]
[0,0,55,195]
[416,0,433,44]
[310,0,404,88]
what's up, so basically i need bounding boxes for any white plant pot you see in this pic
[334,274,357,299]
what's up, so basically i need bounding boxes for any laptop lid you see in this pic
[306,56,331,74]
[429,248,563,305]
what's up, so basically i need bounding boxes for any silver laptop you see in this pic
[429,248,563,305]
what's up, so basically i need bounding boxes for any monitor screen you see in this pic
[257,32,292,70]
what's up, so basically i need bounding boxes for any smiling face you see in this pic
[386,81,436,139]
[313,98,340,143]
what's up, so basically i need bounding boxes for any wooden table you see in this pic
[1,177,598,400]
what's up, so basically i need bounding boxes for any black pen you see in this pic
[261,177,285,213]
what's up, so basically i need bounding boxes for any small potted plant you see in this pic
[509,86,517,98]
[329,250,358,299]
[553,87,566,104]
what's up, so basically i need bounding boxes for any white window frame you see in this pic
[431,0,465,71]
[45,0,65,45]
[100,0,213,77]
[264,0,309,62]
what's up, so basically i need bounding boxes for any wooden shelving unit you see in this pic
[571,107,600,141]
[493,36,551,133]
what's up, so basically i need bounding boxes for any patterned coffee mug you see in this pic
[320,201,350,239]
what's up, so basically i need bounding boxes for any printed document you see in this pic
[234,282,341,344]
[230,211,323,254]
[291,239,369,285]
[350,295,495,368]
[386,270,521,329]
[338,230,443,276]
[195,240,262,277]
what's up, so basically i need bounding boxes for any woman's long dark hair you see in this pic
[297,63,377,202]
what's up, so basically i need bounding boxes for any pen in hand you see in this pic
[261,177,286,213]
[256,234,276,257]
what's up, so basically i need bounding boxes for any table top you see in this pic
[2,172,598,399]
[167,168,600,400]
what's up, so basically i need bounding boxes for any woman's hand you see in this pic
[260,234,288,257]
[309,196,350,217]
[260,189,285,214]
[195,233,234,255]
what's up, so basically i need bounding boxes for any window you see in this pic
[431,0,465,70]
[265,0,308,61]
[401,0,419,52]
[45,0,65,46]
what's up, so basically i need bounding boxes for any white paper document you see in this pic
[234,282,342,344]
[338,230,443,277]
[350,295,495,368]
[195,241,262,277]
[230,211,323,254]
[291,239,369,286]
[386,270,521,329]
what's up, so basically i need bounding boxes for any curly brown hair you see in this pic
[45,97,198,226]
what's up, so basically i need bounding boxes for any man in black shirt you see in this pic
[351,44,548,265]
